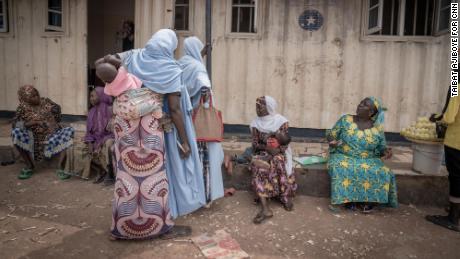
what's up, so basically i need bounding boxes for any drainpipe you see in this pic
[205,0,212,81]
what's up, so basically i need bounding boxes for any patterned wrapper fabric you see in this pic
[110,92,174,239]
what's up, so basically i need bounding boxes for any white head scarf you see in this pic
[178,37,211,108]
[119,29,183,94]
[250,96,293,176]
[250,96,288,133]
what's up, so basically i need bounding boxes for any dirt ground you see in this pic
[0,163,459,259]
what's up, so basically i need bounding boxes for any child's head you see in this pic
[95,62,118,84]
[89,89,100,106]
[276,132,291,146]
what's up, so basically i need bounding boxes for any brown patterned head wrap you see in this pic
[18,85,39,104]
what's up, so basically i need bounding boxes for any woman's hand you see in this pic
[179,142,191,159]
[25,120,44,127]
[382,148,393,160]
[159,115,173,133]
[201,89,210,103]
[201,43,211,57]
[429,113,442,122]
[266,146,281,156]
[328,140,342,148]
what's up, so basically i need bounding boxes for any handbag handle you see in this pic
[200,90,214,109]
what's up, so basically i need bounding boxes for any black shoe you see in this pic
[93,172,106,184]
[426,215,459,232]
[1,160,15,166]
[103,176,115,186]
[426,202,460,232]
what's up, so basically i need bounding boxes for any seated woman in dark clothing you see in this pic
[11,85,74,180]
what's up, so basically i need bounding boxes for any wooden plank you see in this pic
[31,0,49,98]
[17,0,34,86]
[4,31,19,110]
[45,36,62,107]
[60,0,78,114]
[0,39,6,110]
[73,0,87,115]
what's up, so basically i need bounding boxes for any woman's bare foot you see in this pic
[204,201,213,209]
[224,155,233,175]
[224,188,236,197]
[283,199,294,211]
[253,209,273,224]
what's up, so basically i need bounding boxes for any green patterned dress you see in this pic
[327,115,398,207]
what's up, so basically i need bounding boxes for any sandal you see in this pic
[224,188,236,197]
[328,204,341,213]
[253,211,273,224]
[56,169,71,180]
[93,172,107,184]
[283,201,294,211]
[361,204,374,214]
[18,168,34,180]
[345,203,357,211]
[160,225,192,240]
[426,215,460,232]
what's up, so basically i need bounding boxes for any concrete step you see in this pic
[1,119,448,207]
[224,164,448,207]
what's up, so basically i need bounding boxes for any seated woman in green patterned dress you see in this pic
[326,97,397,213]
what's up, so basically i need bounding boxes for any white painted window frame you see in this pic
[361,0,447,42]
[0,0,9,33]
[0,0,14,37]
[434,0,451,35]
[173,0,194,35]
[225,0,264,39]
[44,0,69,36]
[366,0,384,35]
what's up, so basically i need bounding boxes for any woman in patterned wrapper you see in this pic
[326,97,397,213]
[98,29,197,240]
[250,96,297,224]
[11,85,74,180]
[118,29,206,222]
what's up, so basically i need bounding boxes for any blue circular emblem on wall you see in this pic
[298,10,324,31]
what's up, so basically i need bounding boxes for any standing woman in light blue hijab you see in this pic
[179,37,225,205]
[114,29,205,237]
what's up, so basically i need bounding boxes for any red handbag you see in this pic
[192,95,224,142]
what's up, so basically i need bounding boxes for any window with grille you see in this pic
[435,0,451,33]
[46,0,64,32]
[231,0,257,33]
[365,0,451,38]
[0,0,8,33]
[174,0,190,31]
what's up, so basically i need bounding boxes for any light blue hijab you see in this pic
[178,37,211,108]
[120,29,182,94]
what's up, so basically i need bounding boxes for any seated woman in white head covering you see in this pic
[179,36,224,206]
[250,96,297,224]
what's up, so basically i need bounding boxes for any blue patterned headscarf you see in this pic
[119,29,183,94]
[368,96,386,126]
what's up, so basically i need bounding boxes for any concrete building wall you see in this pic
[136,0,450,132]
[0,0,450,133]
[0,0,87,115]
